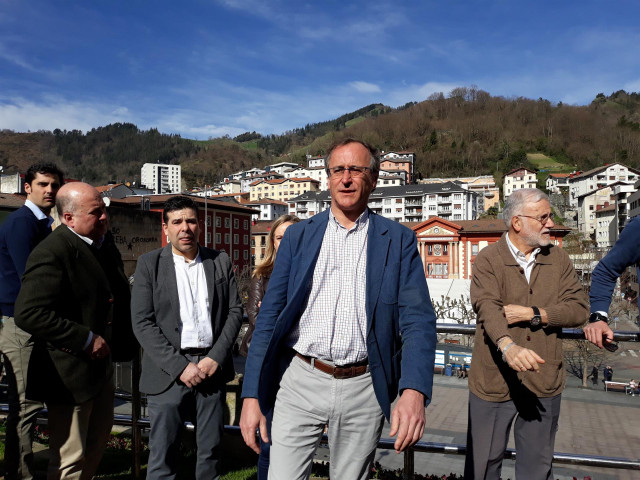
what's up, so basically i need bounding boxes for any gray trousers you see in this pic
[464,391,561,480]
[0,316,44,480]
[269,355,385,480]
[146,367,225,480]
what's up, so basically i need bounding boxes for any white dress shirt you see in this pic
[172,251,213,349]
[289,209,369,365]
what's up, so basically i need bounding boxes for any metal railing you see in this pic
[2,324,640,479]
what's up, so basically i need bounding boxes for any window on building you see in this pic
[215,216,221,227]
[206,232,211,244]
[225,233,230,244]
[443,244,448,255]
[384,208,391,213]
[472,244,479,256]
[244,235,248,244]
[234,218,239,228]
[244,250,248,260]
[396,198,402,203]
[384,199,391,205]
[224,218,230,228]
[216,233,221,244]
[244,220,249,229]
[234,250,239,260]
[206,216,211,226]
[234,234,239,244]
[251,238,255,246]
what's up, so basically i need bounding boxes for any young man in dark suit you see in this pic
[0,162,63,480]
[131,196,243,479]
[15,182,133,479]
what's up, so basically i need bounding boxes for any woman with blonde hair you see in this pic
[239,213,299,480]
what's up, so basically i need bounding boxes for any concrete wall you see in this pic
[108,208,163,277]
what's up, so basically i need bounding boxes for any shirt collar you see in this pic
[328,208,369,232]
[506,232,540,262]
[66,225,98,247]
[172,247,202,265]
[25,199,54,228]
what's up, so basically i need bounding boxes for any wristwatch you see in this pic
[589,312,609,324]
[530,306,542,327]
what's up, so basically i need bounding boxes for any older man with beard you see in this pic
[464,188,588,480]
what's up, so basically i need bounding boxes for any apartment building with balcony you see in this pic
[546,173,571,194]
[380,151,415,183]
[250,177,320,202]
[288,182,477,223]
[245,198,289,221]
[420,175,499,212]
[568,162,640,207]
[140,163,182,194]
[503,168,537,199]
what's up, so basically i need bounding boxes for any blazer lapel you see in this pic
[297,211,328,284]
[158,245,181,322]
[59,226,109,292]
[201,248,216,314]
[366,213,390,330]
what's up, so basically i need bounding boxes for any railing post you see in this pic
[403,448,414,480]
[131,350,142,479]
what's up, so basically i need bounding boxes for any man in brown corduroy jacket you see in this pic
[464,188,588,480]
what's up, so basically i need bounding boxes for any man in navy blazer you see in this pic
[584,216,640,348]
[240,138,437,480]
[0,162,63,480]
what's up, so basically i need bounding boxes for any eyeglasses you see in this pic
[326,166,371,177]
[517,213,553,225]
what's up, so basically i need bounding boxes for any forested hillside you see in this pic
[1,88,639,188]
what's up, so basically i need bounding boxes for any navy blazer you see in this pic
[590,216,640,313]
[241,209,437,419]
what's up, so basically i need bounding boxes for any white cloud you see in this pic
[0,97,132,133]
[349,81,381,94]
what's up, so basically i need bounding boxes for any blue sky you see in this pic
[1,0,639,140]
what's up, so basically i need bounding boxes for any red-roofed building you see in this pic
[380,151,415,183]
[110,194,258,273]
[408,217,571,279]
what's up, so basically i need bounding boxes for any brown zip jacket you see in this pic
[468,234,589,402]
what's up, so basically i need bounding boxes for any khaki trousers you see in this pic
[46,378,115,480]
[269,355,385,480]
[0,315,44,480]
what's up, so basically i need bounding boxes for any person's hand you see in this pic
[504,305,534,325]
[584,321,614,349]
[503,344,545,372]
[240,398,268,454]
[389,389,425,453]
[197,357,219,377]
[85,334,111,360]
[179,362,206,388]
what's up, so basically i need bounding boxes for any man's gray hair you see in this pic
[325,137,380,177]
[503,188,550,226]
[56,190,77,216]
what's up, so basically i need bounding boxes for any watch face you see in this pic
[531,316,541,326]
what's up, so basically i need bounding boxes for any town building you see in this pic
[250,177,320,202]
[595,204,617,249]
[503,168,538,199]
[265,161,300,175]
[575,185,616,236]
[110,194,257,273]
[408,217,570,280]
[568,163,640,207]
[420,175,499,213]
[245,198,289,221]
[250,221,273,266]
[380,151,415,183]
[545,173,571,194]
[140,163,182,194]
[288,182,478,223]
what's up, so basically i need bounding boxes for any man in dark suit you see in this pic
[15,181,133,480]
[131,196,243,479]
[240,138,437,480]
[0,162,63,480]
